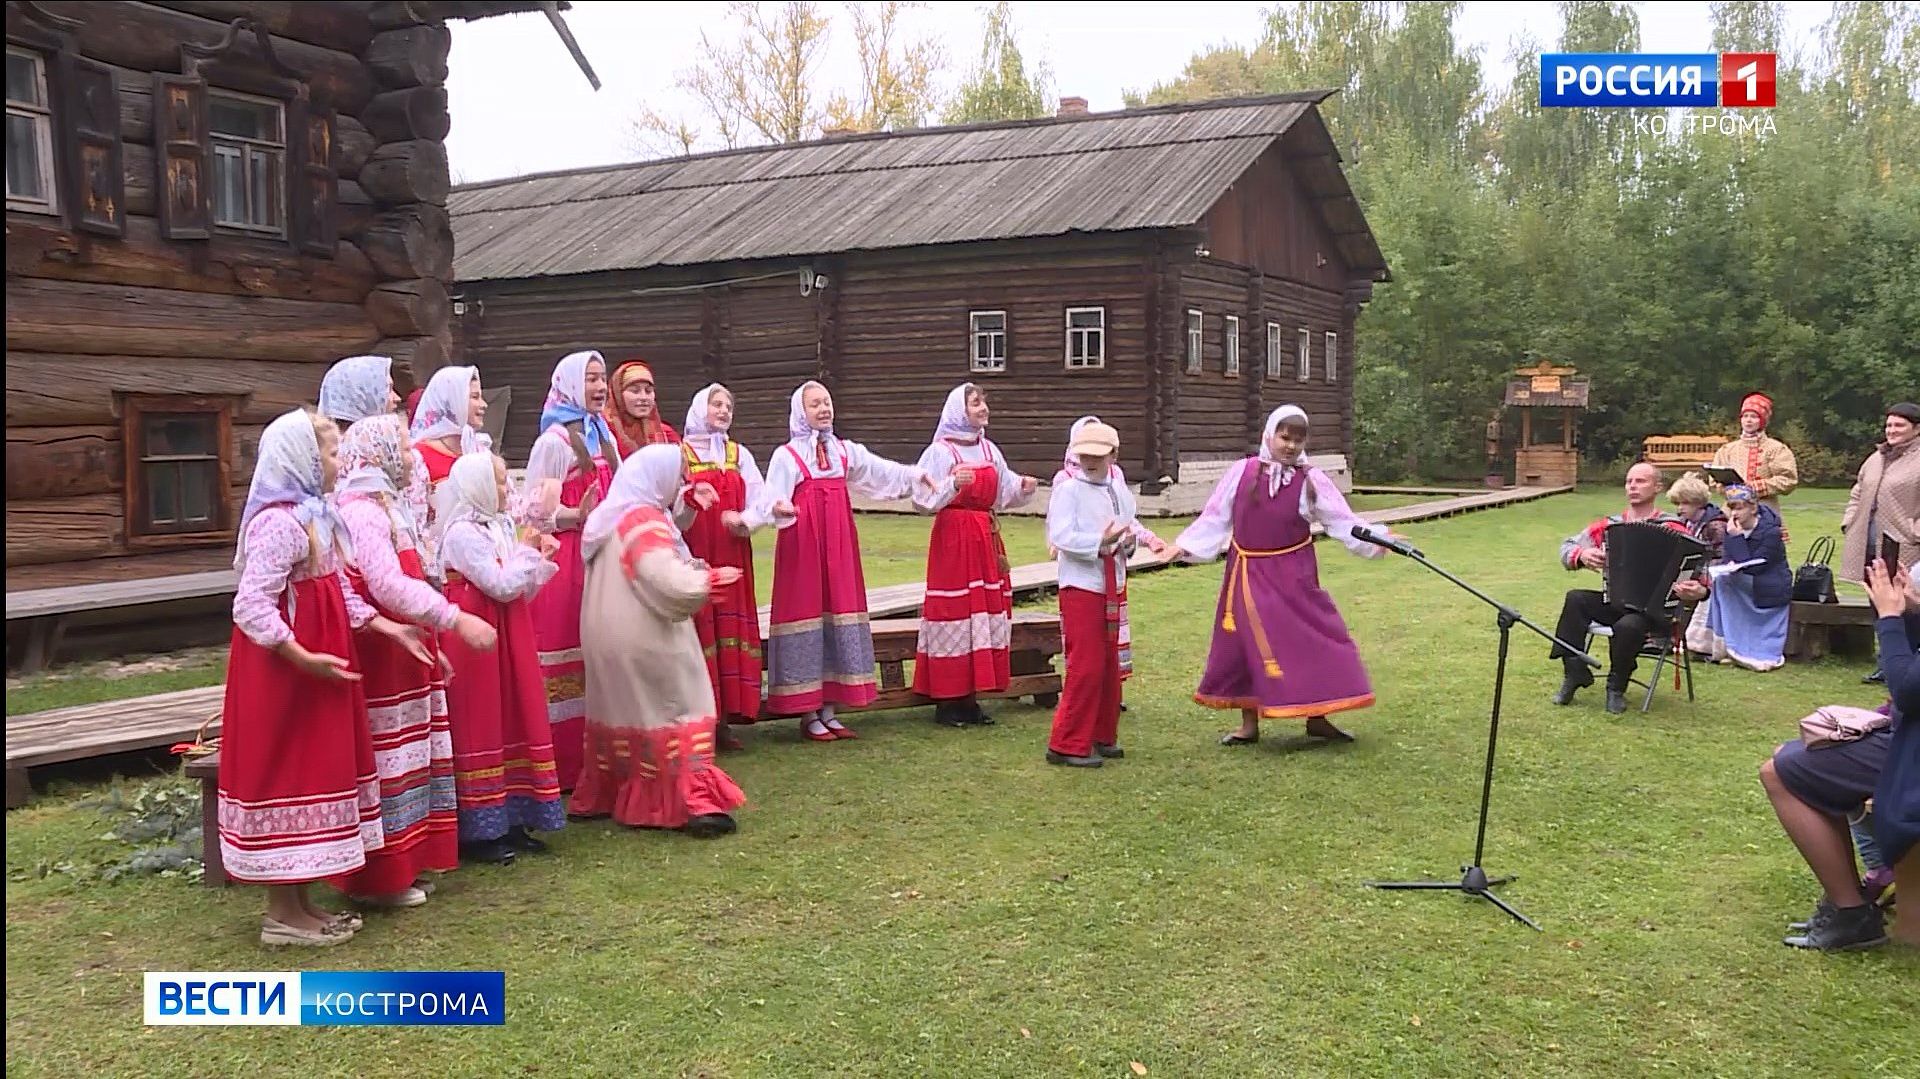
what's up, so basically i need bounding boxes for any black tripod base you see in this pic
[1367,866,1542,930]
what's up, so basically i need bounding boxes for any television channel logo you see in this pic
[1541,53,1775,108]
[144,971,506,1026]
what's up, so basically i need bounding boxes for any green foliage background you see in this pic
[1130,1,1919,481]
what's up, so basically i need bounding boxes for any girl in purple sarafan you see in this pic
[1174,404,1399,746]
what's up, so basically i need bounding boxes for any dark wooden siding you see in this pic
[1174,140,1362,464]
[3,1,464,586]
[830,239,1153,477]
[459,238,1159,479]
[1197,143,1353,290]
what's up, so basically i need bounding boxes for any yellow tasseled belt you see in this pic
[1220,536,1312,678]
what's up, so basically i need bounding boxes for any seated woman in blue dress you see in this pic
[1705,483,1791,671]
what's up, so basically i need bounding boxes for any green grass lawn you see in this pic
[6,487,1912,1075]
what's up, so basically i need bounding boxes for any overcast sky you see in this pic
[444,1,1835,184]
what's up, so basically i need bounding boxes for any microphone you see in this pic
[1352,525,1423,559]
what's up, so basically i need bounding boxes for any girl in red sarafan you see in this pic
[761,380,931,742]
[911,382,1037,727]
[330,413,499,909]
[434,451,568,865]
[219,408,435,946]
[519,350,618,792]
[678,383,794,749]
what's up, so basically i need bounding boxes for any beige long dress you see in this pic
[568,506,745,827]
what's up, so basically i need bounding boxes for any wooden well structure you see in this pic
[1503,361,1589,487]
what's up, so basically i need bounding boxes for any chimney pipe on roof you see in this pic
[1057,96,1089,117]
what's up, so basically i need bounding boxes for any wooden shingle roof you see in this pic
[449,92,1389,282]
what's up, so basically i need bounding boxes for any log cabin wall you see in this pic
[5,0,458,586]
[829,236,1156,478]
[457,235,1162,479]
[1175,142,1361,465]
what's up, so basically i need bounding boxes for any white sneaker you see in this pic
[353,886,428,909]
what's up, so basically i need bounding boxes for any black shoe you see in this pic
[1119,702,1130,713]
[459,839,517,866]
[504,826,549,854]
[966,701,995,726]
[1552,668,1594,706]
[1787,897,1838,933]
[1045,750,1104,768]
[1093,743,1124,759]
[1604,689,1630,715]
[1783,903,1887,951]
[684,814,737,839]
[933,702,969,728]
[1864,668,1885,685]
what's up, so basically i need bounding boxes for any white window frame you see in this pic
[1223,315,1240,377]
[1064,306,1106,370]
[1266,322,1282,378]
[1185,308,1203,374]
[5,47,58,215]
[969,310,1007,373]
[1325,331,1339,382]
[1297,327,1311,381]
[207,88,287,236]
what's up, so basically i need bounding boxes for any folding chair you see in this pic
[1586,602,1696,713]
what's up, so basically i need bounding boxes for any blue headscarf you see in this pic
[539,350,615,455]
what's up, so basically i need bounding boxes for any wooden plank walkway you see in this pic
[6,484,1568,804]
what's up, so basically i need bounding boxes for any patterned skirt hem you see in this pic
[1192,692,1376,719]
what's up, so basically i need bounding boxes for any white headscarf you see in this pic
[788,380,835,447]
[410,365,490,453]
[581,443,687,561]
[317,355,393,425]
[235,408,346,571]
[439,450,517,560]
[683,383,731,463]
[934,382,981,443]
[1258,404,1310,495]
[336,412,420,545]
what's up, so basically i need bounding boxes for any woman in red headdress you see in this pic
[604,361,680,459]
[1711,392,1800,517]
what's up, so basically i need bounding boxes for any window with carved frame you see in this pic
[120,395,235,544]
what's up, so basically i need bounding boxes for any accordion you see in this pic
[1603,522,1708,614]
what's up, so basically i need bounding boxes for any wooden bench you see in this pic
[5,685,222,808]
[1786,596,1877,660]
[5,570,236,673]
[1641,434,1723,472]
[860,611,1063,713]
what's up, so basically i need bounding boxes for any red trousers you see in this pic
[1049,586,1122,757]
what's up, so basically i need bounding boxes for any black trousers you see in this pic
[1551,589,1669,691]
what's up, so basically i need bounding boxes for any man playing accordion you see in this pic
[1551,463,1711,714]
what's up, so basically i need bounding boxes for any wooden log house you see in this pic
[450,92,1391,481]
[4,0,593,666]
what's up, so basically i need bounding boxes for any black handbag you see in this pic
[1793,535,1839,604]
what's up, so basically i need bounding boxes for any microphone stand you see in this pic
[1354,529,1600,931]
